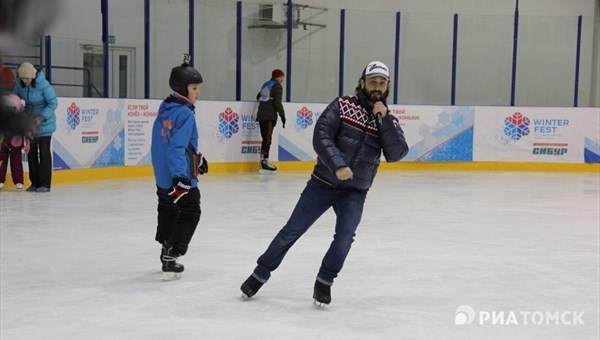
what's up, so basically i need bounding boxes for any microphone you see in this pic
[374,101,384,125]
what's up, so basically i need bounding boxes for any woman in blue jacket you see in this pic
[13,62,57,192]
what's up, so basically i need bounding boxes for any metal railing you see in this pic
[3,63,102,98]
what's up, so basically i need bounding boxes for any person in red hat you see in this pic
[255,69,286,172]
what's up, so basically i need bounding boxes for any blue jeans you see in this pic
[253,180,367,285]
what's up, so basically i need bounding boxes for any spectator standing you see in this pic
[12,62,56,193]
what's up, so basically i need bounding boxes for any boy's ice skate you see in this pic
[259,158,277,174]
[313,280,331,307]
[161,244,184,281]
[240,274,265,299]
[160,243,168,264]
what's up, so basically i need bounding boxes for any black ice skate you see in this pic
[161,245,184,281]
[160,243,167,265]
[259,159,277,173]
[313,280,332,307]
[240,274,264,299]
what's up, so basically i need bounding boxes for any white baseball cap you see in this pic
[364,61,389,80]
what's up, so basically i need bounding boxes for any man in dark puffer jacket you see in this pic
[241,61,409,306]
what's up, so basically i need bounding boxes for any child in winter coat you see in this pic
[150,55,208,281]
[0,94,29,190]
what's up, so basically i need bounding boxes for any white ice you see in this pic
[1,171,599,340]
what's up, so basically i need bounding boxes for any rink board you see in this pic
[3,98,598,185]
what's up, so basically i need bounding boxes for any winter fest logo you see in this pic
[503,112,530,141]
[296,106,314,129]
[455,305,584,326]
[66,102,81,130]
[218,107,239,139]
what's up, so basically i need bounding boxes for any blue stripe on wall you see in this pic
[279,135,314,161]
[417,127,474,161]
[52,140,80,170]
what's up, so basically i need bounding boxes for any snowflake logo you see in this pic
[295,106,313,129]
[504,112,530,141]
[218,107,239,139]
[66,102,80,130]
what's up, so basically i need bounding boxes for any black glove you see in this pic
[281,117,286,129]
[197,153,208,175]
[168,178,191,203]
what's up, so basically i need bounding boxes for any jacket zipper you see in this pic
[349,113,373,167]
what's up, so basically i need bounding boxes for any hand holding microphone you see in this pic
[373,101,387,125]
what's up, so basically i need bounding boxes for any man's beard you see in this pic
[368,90,383,101]
[362,88,388,102]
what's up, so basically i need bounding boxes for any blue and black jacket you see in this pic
[255,79,285,124]
[151,93,199,190]
[311,91,409,190]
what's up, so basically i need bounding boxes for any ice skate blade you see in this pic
[241,293,252,300]
[259,169,277,174]
[162,272,182,281]
[313,300,328,308]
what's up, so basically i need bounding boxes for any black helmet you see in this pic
[169,54,203,97]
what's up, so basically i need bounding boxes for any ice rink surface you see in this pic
[1,171,599,340]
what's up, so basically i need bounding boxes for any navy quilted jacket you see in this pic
[311,92,409,190]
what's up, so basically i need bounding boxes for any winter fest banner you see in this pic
[399,105,474,161]
[53,98,125,169]
[278,102,326,161]
[48,97,598,171]
[195,101,268,163]
[277,103,475,162]
[473,107,600,163]
[124,99,160,166]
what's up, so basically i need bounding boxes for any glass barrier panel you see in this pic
[152,0,188,99]
[343,9,396,102]
[455,14,514,106]
[398,13,454,105]
[515,15,578,107]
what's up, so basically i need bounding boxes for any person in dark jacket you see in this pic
[151,55,208,281]
[12,62,57,193]
[241,61,409,306]
[256,68,286,172]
